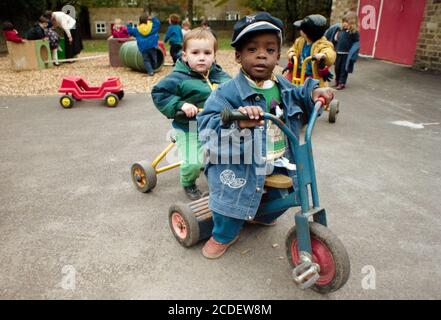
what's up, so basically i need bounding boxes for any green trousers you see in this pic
[175,129,204,187]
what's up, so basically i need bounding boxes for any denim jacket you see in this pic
[197,70,319,220]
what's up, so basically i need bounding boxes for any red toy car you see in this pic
[58,76,124,108]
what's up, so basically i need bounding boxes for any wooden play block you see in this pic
[6,39,53,71]
[108,38,133,67]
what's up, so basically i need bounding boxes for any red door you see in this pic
[374,0,426,65]
[358,0,382,56]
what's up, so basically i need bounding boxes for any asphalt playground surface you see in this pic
[0,58,440,299]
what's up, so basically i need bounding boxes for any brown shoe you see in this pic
[336,84,346,90]
[247,219,278,226]
[202,236,239,259]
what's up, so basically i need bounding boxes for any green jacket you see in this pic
[151,59,231,131]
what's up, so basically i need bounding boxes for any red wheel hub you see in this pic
[291,237,336,286]
[171,212,187,239]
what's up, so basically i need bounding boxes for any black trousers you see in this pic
[64,27,83,59]
[335,53,349,85]
[170,43,182,64]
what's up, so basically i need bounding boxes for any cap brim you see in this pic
[231,22,281,46]
[293,20,302,28]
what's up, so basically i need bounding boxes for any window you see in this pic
[226,12,240,21]
[95,21,107,34]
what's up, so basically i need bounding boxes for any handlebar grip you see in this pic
[221,108,250,125]
[316,96,327,106]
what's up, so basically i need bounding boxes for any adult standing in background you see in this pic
[44,10,83,59]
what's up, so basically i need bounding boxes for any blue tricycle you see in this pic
[168,98,350,293]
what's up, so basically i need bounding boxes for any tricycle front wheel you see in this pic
[328,100,340,123]
[131,161,157,193]
[286,222,350,294]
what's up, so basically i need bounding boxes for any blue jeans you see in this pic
[142,48,157,74]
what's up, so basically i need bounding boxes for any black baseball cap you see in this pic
[231,12,284,47]
[293,14,328,42]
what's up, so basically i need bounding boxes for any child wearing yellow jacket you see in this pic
[286,15,336,87]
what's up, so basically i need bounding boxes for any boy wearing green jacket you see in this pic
[152,27,231,200]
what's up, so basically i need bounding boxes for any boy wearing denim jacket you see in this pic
[197,13,334,259]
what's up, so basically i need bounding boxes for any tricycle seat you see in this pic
[264,174,293,189]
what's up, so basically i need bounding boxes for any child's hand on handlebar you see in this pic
[237,106,264,128]
[312,87,335,105]
[181,102,199,118]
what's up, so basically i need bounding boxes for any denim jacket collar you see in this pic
[234,69,295,101]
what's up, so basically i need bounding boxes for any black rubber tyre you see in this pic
[60,95,74,109]
[105,93,119,107]
[169,202,200,247]
[328,100,339,123]
[286,222,350,294]
[131,161,157,193]
[117,90,124,100]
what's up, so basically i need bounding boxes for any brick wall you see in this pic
[414,0,441,72]
[330,0,358,24]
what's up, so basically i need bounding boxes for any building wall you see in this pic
[330,0,358,24]
[331,0,441,72]
[194,0,250,21]
[414,0,441,72]
[89,8,144,39]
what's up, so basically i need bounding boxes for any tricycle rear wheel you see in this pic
[168,203,200,247]
[286,222,350,294]
[60,95,74,109]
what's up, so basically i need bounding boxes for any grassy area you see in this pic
[82,39,108,52]
[82,34,234,53]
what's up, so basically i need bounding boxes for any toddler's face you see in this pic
[235,32,280,81]
[342,21,350,29]
[182,38,216,74]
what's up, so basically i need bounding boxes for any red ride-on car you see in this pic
[58,76,124,108]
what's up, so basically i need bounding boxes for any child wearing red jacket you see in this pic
[2,22,25,43]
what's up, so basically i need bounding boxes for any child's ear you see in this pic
[235,51,241,63]
[181,51,187,62]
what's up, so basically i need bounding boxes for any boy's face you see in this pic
[182,38,216,74]
[235,32,280,81]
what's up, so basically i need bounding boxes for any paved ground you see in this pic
[0,58,440,299]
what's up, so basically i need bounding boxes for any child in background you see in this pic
[128,14,160,76]
[326,11,360,90]
[45,21,60,66]
[109,18,129,39]
[181,20,191,38]
[164,14,183,65]
[286,14,336,87]
[152,28,231,200]
[2,22,26,43]
[197,13,334,259]
[26,16,48,40]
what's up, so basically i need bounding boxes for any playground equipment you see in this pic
[58,76,124,108]
[119,40,166,72]
[6,39,52,71]
[284,56,340,123]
